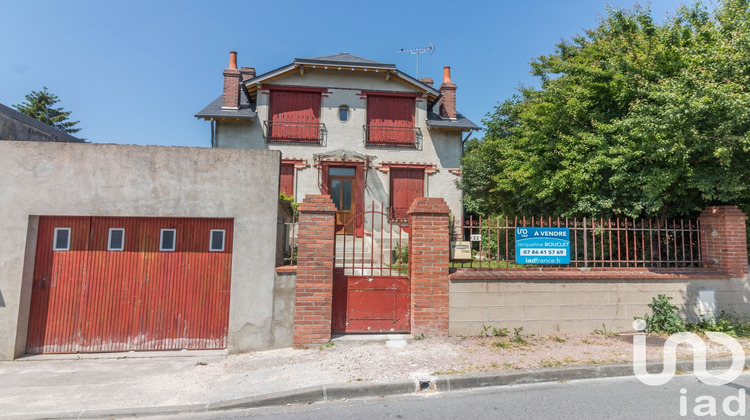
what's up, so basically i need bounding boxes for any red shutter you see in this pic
[367,95,415,146]
[390,168,425,220]
[279,163,295,196]
[269,90,321,141]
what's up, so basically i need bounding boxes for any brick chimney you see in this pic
[240,66,256,82]
[438,66,457,119]
[222,51,241,109]
[420,77,434,87]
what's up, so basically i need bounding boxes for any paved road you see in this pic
[151,373,750,419]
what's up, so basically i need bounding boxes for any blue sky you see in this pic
[1,0,687,147]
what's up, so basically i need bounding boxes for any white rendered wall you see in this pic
[216,68,465,219]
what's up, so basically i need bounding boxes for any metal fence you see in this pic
[454,216,703,269]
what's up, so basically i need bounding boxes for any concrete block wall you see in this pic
[449,275,750,335]
[272,271,296,348]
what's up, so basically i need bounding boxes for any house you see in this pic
[0,103,84,143]
[196,51,478,232]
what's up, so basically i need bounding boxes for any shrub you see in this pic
[637,294,684,334]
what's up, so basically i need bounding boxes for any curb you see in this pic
[9,356,750,419]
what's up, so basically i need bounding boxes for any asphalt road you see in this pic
[147,372,750,419]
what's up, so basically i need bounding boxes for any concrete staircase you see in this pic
[335,234,408,276]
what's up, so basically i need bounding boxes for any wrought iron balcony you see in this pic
[363,125,422,149]
[264,121,326,145]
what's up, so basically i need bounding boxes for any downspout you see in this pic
[461,131,472,156]
[210,120,216,148]
[459,130,474,230]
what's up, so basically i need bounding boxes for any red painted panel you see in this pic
[269,90,321,141]
[279,163,295,196]
[367,95,415,145]
[390,168,425,221]
[27,217,233,354]
[26,216,90,354]
[332,274,410,333]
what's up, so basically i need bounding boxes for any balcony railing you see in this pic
[363,125,422,149]
[264,121,326,145]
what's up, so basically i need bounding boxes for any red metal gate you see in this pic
[332,203,410,333]
[26,216,233,354]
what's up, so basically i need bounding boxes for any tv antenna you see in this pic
[394,41,434,79]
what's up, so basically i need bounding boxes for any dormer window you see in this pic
[265,87,324,144]
[364,93,419,148]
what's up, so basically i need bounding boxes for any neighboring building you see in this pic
[0,103,84,143]
[196,51,477,232]
[0,141,286,360]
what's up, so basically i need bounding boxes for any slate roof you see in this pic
[295,53,396,69]
[194,89,256,120]
[0,103,84,142]
[425,101,479,131]
[426,111,480,131]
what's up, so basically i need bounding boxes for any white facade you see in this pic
[199,53,477,223]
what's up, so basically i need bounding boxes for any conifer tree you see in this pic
[14,87,81,134]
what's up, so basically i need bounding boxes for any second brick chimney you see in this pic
[240,66,256,82]
[222,51,241,109]
[439,66,457,119]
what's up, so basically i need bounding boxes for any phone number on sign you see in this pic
[518,249,568,256]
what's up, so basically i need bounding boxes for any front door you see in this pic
[328,167,356,234]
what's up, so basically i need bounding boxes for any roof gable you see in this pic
[296,53,394,68]
[242,53,438,103]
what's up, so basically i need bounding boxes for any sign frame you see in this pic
[515,227,571,265]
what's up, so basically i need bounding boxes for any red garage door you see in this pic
[26,216,233,354]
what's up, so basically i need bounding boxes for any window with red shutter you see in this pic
[267,90,322,143]
[366,95,416,147]
[279,163,295,196]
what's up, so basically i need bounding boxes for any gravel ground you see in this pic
[7,332,748,414]
[179,332,750,384]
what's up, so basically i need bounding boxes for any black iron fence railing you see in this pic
[363,125,422,148]
[454,215,703,269]
[264,121,325,145]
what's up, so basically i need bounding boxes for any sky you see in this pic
[1,0,688,147]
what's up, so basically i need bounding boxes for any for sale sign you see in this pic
[515,227,570,264]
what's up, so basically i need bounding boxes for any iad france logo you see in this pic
[632,318,745,386]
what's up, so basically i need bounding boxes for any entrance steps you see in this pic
[335,234,408,268]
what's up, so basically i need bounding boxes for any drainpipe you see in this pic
[210,120,216,148]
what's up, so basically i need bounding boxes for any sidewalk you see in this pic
[1,334,746,419]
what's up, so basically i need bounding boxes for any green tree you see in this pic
[13,87,81,134]
[460,0,750,220]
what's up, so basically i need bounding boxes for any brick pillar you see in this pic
[293,195,337,347]
[408,197,451,337]
[699,205,748,278]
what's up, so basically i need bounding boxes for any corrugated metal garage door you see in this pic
[26,216,233,354]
